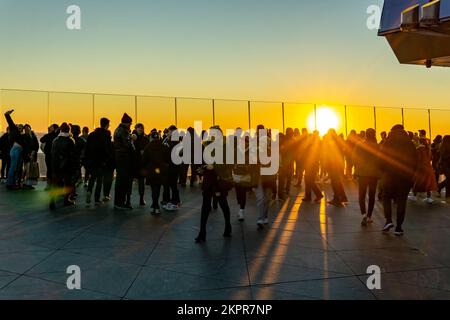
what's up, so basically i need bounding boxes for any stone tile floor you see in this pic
[0,180,449,300]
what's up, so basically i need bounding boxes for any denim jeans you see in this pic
[7,144,23,187]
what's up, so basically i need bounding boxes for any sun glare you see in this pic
[307,106,340,136]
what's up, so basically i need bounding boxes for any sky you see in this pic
[0,0,449,133]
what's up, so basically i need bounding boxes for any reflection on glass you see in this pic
[49,93,93,130]
[137,96,176,132]
[94,95,135,132]
[0,90,48,135]
[177,98,213,130]
[250,102,283,132]
[214,100,249,131]
[284,103,315,132]
[347,106,375,133]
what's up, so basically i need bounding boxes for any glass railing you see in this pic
[1,88,449,139]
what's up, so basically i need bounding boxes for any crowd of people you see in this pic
[1,109,449,241]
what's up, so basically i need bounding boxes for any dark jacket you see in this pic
[85,128,114,170]
[114,124,134,156]
[352,140,381,178]
[51,133,76,175]
[73,136,86,169]
[4,113,24,147]
[40,131,58,155]
[0,132,10,158]
[142,139,168,185]
[22,133,39,163]
[379,129,418,187]
[133,132,150,175]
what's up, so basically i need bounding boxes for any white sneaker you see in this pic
[257,219,264,227]
[165,203,178,211]
[263,218,269,225]
[424,197,434,204]
[408,195,418,201]
[238,209,245,221]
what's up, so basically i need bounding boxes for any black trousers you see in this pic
[383,183,410,228]
[50,172,74,205]
[295,160,304,185]
[305,170,322,199]
[137,177,145,196]
[178,164,189,185]
[163,167,180,204]
[45,154,53,183]
[278,161,294,197]
[329,170,347,202]
[87,166,108,202]
[150,182,162,209]
[1,155,10,179]
[103,168,114,198]
[114,156,133,206]
[358,176,378,217]
[235,185,248,210]
[199,189,231,238]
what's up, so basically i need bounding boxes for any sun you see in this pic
[307,107,340,136]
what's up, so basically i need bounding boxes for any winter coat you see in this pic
[352,140,381,179]
[85,128,114,170]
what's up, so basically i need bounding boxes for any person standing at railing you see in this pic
[0,127,11,181]
[40,124,59,190]
[133,123,150,207]
[3,110,24,190]
[162,125,182,211]
[352,128,381,226]
[113,113,134,210]
[85,118,114,206]
[49,122,76,210]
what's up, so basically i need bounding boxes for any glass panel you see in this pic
[177,98,213,130]
[0,89,48,137]
[137,96,176,132]
[284,103,315,133]
[49,93,94,131]
[250,102,283,132]
[313,105,345,136]
[94,95,135,132]
[375,107,403,137]
[347,106,375,134]
[403,109,429,135]
[214,100,249,131]
[430,110,450,138]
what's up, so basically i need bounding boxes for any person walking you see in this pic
[195,126,233,243]
[379,125,418,236]
[352,128,380,226]
[113,113,135,210]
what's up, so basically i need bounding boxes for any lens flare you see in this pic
[308,107,340,136]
